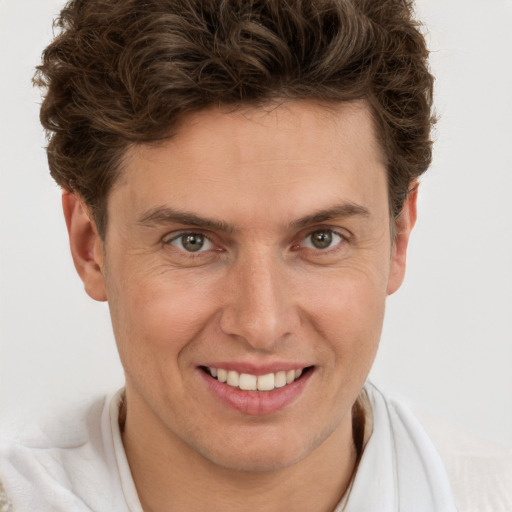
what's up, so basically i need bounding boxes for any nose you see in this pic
[219,250,300,350]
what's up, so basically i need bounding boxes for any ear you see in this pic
[62,191,107,301]
[386,184,418,295]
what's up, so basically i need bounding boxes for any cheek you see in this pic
[301,267,387,361]
[106,268,220,363]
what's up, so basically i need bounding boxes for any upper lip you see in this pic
[199,362,313,375]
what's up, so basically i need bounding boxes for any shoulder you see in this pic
[0,391,128,512]
[410,405,512,512]
[363,383,512,512]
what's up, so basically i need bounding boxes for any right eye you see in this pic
[166,233,214,253]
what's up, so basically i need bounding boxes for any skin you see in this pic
[63,100,416,512]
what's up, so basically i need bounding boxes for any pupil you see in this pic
[183,234,204,252]
[311,230,332,249]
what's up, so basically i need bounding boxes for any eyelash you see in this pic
[296,229,347,253]
[162,228,348,256]
[163,232,216,254]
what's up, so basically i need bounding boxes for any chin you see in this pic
[195,423,332,474]
[206,446,305,474]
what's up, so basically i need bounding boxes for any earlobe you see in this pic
[386,184,418,295]
[62,191,107,302]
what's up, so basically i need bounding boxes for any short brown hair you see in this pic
[35,0,434,238]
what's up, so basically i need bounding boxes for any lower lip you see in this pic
[199,369,313,416]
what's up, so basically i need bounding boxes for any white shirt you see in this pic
[1,383,510,511]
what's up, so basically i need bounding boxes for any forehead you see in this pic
[112,100,388,229]
[131,99,383,169]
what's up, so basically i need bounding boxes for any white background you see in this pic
[1,0,511,447]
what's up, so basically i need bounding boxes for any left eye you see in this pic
[168,233,214,253]
[300,229,343,250]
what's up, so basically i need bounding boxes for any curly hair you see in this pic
[35,0,434,238]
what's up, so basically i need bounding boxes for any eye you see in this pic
[167,232,214,253]
[300,229,344,250]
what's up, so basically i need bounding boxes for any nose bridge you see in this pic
[219,246,297,348]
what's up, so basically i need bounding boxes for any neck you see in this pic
[121,390,367,512]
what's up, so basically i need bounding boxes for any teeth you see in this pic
[257,373,274,391]
[227,370,239,387]
[239,373,257,391]
[274,371,287,388]
[208,367,306,391]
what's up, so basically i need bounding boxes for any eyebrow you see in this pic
[138,207,234,233]
[289,202,371,230]
[137,201,370,233]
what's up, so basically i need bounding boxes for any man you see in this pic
[0,0,510,511]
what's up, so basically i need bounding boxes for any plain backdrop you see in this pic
[1,0,511,447]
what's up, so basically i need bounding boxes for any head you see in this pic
[36,0,433,476]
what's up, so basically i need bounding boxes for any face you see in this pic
[69,100,415,473]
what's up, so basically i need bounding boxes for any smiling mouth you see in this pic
[201,366,313,392]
